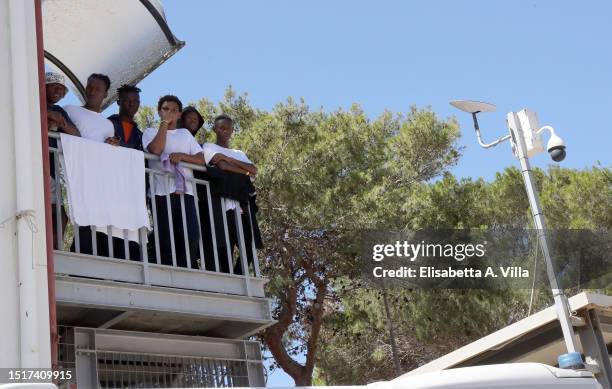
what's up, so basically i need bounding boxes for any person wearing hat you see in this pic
[46,71,80,137]
[180,106,205,138]
[45,71,79,249]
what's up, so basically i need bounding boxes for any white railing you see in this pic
[48,133,262,295]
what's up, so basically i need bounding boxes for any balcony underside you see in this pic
[55,273,275,339]
[54,240,275,339]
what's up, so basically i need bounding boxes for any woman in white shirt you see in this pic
[142,95,204,268]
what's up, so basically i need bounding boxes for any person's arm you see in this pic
[47,110,63,128]
[61,120,80,137]
[56,106,81,136]
[59,111,80,136]
[210,153,257,176]
[214,159,252,175]
[47,110,80,136]
[47,112,60,131]
[146,121,169,155]
[169,152,205,165]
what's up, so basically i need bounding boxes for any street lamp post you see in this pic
[450,100,583,370]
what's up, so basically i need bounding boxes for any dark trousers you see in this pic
[196,188,255,275]
[220,209,255,275]
[151,194,200,268]
[71,226,141,260]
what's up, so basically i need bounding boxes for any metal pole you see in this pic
[35,0,58,369]
[509,112,580,354]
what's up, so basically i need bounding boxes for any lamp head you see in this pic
[450,100,496,114]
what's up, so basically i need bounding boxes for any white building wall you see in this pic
[0,0,51,368]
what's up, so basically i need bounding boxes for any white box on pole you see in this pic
[507,109,545,158]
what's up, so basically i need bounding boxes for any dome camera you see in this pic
[547,133,566,162]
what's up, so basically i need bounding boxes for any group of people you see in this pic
[45,71,262,275]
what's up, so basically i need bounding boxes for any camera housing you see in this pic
[547,133,566,162]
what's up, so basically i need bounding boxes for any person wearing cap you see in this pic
[46,71,80,137]
[45,71,79,249]
[180,106,204,138]
[108,84,143,150]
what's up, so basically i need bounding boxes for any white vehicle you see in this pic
[376,363,601,389]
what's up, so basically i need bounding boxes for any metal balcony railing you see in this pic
[57,326,265,388]
[96,351,250,388]
[48,133,264,297]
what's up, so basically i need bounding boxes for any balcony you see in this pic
[48,133,274,339]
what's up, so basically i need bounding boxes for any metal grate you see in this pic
[58,326,252,388]
[96,351,249,388]
[57,326,77,388]
[58,326,76,371]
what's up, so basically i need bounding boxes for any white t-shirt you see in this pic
[63,105,114,143]
[202,143,253,211]
[142,127,203,196]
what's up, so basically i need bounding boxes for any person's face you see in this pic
[85,78,108,107]
[46,83,67,104]
[183,111,201,135]
[159,101,181,124]
[214,119,234,143]
[118,91,140,118]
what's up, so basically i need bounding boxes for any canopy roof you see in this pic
[42,0,184,109]
[401,292,612,377]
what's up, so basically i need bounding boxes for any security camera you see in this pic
[547,133,566,162]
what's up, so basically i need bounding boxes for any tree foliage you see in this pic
[237,95,461,385]
[138,87,461,385]
[135,88,611,385]
[316,166,612,384]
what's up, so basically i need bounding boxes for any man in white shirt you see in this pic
[65,74,137,259]
[63,73,119,144]
[202,114,259,274]
[202,115,257,190]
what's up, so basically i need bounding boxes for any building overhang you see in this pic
[42,0,184,109]
[402,292,612,377]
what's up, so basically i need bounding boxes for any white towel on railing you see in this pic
[60,134,149,240]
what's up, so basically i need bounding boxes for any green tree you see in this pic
[135,88,610,385]
[240,100,461,385]
[134,105,157,130]
[146,88,459,385]
[316,166,612,384]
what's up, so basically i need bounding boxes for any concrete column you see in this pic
[0,0,51,369]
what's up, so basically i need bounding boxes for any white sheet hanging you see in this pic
[60,134,149,242]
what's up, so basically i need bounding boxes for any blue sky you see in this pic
[71,0,611,182]
[137,0,609,183]
[59,1,611,384]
